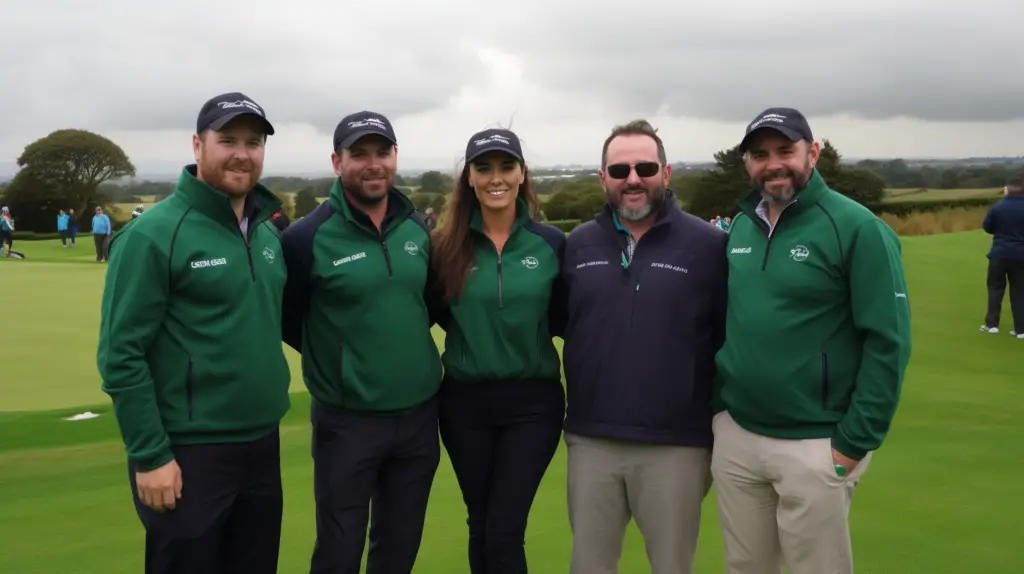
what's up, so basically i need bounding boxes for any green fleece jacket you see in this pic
[714,169,912,460]
[280,181,443,413]
[439,198,566,383]
[97,165,292,471]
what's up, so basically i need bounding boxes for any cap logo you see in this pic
[217,99,264,117]
[749,113,786,131]
[348,117,387,130]
[474,134,511,147]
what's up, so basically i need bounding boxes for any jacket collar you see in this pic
[174,165,280,232]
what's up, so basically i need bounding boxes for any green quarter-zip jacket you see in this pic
[439,198,567,383]
[714,169,912,460]
[97,165,292,472]
[280,181,443,413]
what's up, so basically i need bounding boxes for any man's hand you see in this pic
[136,459,182,512]
[831,449,860,475]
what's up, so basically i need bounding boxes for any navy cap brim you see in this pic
[466,146,523,163]
[208,111,275,136]
[340,129,396,149]
[740,125,803,152]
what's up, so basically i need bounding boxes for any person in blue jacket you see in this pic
[91,206,112,262]
[980,176,1024,339]
[57,209,70,247]
[430,128,567,573]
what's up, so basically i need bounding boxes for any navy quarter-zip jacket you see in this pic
[559,195,728,447]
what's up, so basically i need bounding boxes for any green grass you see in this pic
[883,187,1003,203]
[1,236,1021,573]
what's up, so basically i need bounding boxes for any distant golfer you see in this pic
[712,107,912,574]
[97,91,291,574]
[1,206,14,256]
[280,111,443,573]
[980,176,1024,338]
[91,206,112,262]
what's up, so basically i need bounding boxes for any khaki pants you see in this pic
[710,411,872,574]
[565,432,712,574]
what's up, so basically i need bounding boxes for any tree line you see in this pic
[0,127,1018,233]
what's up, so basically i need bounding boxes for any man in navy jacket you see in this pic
[981,176,1024,339]
[558,119,728,574]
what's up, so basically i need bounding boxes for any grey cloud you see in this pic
[0,1,485,137]
[476,1,1024,124]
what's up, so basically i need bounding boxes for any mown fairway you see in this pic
[0,233,1019,573]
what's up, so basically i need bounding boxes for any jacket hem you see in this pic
[310,389,440,417]
[563,420,712,448]
[725,410,838,441]
[166,424,279,447]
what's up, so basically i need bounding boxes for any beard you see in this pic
[754,159,812,205]
[611,184,665,221]
[197,155,259,198]
[341,172,392,206]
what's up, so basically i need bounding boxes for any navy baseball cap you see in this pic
[465,129,524,163]
[333,111,397,150]
[739,107,813,152]
[196,92,274,135]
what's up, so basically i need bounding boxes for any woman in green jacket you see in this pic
[431,128,567,574]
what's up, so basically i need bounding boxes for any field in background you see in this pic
[882,187,1002,203]
[0,232,1020,573]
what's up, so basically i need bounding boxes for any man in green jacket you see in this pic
[97,92,291,574]
[711,107,912,574]
[280,111,443,573]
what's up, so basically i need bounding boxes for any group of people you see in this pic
[53,206,112,260]
[708,214,731,231]
[96,93,913,574]
[55,208,79,247]
[980,178,1024,338]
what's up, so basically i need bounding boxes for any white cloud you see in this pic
[1,0,1020,175]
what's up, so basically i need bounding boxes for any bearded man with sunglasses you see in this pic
[556,119,729,574]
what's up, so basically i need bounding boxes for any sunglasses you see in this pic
[606,162,660,180]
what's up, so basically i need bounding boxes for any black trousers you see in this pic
[439,378,565,574]
[310,396,441,574]
[93,233,109,261]
[128,429,283,574]
[985,258,1024,330]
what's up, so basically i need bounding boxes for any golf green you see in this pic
[0,232,1019,573]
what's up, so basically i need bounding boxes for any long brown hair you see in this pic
[431,161,541,303]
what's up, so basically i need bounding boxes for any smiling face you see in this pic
[599,133,671,221]
[192,115,267,198]
[742,130,820,205]
[468,151,525,214]
[332,134,397,206]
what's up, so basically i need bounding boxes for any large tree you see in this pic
[12,129,136,230]
[687,144,748,221]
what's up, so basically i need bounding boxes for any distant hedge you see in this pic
[546,219,582,233]
[866,196,1000,217]
[10,231,63,241]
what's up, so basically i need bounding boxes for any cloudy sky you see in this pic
[1,0,1021,176]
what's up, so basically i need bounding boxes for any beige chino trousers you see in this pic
[565,432,712,574]
[710,411,872,574]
